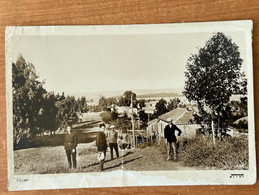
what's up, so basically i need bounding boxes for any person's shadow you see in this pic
[82,150,138,170]
[104,156,142,171]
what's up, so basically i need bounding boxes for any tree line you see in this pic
[13,55,88,147]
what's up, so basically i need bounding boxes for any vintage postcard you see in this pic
[6,20,256,191]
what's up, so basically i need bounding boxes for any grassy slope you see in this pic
[14,135,248,175]
[178,135,249,170]
[14,143,193,174]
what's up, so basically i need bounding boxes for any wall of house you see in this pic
[148,121,200,143]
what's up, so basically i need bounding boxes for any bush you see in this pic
[138,141,157,148]
[178,135,248,170]
[233,120,248,130]
[100,112,113,124]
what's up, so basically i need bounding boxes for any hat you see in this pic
[167,118,173,122]
[110,125,115,128]
[97,151,105,161]
[99,123,106,128]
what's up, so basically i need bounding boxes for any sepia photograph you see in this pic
[5,21,256,190]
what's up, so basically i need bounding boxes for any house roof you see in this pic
[148,108,194,125]
[147,118,159,125]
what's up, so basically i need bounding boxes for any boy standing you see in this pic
[64,126,78,169]
[108,125,119,160]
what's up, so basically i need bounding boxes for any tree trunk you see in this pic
[212,120,216,147]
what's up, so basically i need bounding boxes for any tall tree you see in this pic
[167,98,180,111]
[56,95,79,127]
[183,32,247,133]
[40,92,59,133]
[154,98,168,117]
[12,55,47,145]
[118,91,137,107]
[77,96,88,113]
[138,110,148,129]
[137,99,146,109]
[98,96,108,111]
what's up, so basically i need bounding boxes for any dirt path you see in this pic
[14,143,194,174]
[101,146,195,172]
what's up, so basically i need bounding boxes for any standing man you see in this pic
[64,125,78,169]
[108,125,119,160]
[96,124,108,171]
[164,118,182,161]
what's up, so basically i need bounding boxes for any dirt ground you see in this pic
[14,142,194,174]
[13,111,195,174]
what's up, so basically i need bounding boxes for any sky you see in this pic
[9,30,247,97]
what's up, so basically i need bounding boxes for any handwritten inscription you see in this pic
[230,174,244,178]
[17,178,29,183]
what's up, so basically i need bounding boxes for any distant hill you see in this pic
[72,88,183,99]
[137,92,181,98]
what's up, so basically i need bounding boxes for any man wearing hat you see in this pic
[164,118,182,161]
[108,125,119,159]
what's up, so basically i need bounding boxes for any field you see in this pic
[16,112,102,149]
[13,111,249,174]
[178,135,249,170]
[13,111,195,174]
[14,142,194,174]
[14,135,248,174]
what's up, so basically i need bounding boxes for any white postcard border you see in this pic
[6,20,256,191]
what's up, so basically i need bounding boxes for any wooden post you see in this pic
[151,127,153,142]
[218,117,220,139]
[131,94,135,148]
[212,120,216,147]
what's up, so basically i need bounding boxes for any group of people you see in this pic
[63,124,123,171]
[96,124,129,171]
[96,124,120,171]
[63,117,182,171]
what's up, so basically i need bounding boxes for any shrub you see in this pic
[138,141,157,148]
[100,112,113,124]
[233,120,248,130]
[178,135,248,170]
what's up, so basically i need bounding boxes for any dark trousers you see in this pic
[109,143,119,159]
[66,149,77,168]
[99,150,106,171]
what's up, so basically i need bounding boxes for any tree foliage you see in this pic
[12,55,88,147]
[98,96,118,111]
[12,56,54,144]
[137,99,146,109]
[167,98,180,111]
[183,32,247,129]
[118,91,137,107]
[154,98,168,117]
[56,95,79,127]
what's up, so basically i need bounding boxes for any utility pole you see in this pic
[131,94,135,148]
